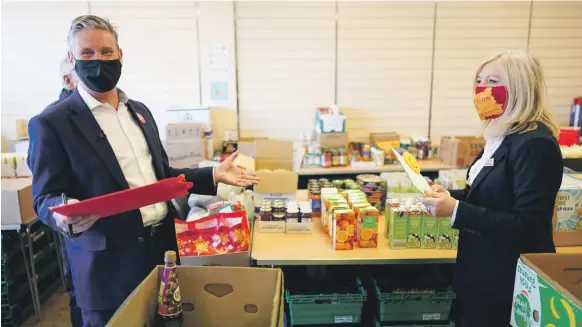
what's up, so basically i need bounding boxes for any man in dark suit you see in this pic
[54,57,82,327]
[27,15,259,327]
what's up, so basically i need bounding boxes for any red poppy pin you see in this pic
[136,113,146,124]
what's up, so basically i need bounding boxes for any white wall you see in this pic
[2,1,581,142]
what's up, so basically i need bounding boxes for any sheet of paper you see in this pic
[392,148,431,197]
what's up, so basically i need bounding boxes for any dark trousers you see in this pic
[458,292,512,327]
[60,235,83,327]
[80,220,178,327]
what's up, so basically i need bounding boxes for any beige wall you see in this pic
[2,1,581,143]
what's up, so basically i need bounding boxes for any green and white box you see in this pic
[511,254,582,327]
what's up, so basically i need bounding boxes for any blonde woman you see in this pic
[422,51,562,326]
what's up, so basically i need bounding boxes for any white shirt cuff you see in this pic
[450,200,459,226]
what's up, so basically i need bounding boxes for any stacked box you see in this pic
[357,207,379,248]
[406,206,422,248]
[556,175,582,231]
[390,207,408,249]
[322,194,345,234]
[437,217,453,250]
[421,208,438,249]
[333,209,356,250]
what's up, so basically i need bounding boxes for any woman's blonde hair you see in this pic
[476,51,560,138]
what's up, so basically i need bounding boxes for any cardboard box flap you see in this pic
[255,140,293,161]
[522,253,582,308]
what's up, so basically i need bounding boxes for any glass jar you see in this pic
[332,148,340,166]
[309,188,321,217]
[259,205,272,221]
[272,212,286,221]
[339,148,347,166]
[272,201,285,215]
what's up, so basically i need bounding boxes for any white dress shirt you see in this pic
[450,135,505,225]
[78,86,167,227]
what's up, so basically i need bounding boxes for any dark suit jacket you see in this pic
[27,89,216,310]
[450,123,562,301]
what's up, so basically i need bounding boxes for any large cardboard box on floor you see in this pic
[511,253,581,327]
[1,177,35,226]
[107,266,284,327]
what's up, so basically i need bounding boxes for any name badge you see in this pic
[485,158,494,167]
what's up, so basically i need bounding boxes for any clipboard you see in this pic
[391,148,431,197]
[50,175,193,218]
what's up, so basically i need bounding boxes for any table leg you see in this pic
[19,230,40,322]
[26,224,42,321]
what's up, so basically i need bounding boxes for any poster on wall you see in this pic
[207,43,229,105]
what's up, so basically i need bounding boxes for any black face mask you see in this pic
[74,59,122,93]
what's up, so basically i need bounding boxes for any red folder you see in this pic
[50,175,193,218]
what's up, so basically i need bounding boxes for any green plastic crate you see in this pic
[374,279,455,322]
[376,320,455,327]
[286,280,367,325]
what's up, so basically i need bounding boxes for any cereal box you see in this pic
[437,217,453,249]
[357,207,379,248]
[333,209,356,250]
[406,205,422,248]
[390,207,407,249]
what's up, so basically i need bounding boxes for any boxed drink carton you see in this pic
[421,210,438,249]
[333,209,356,250]
[390,207,407,249]
[328,203,350,238]
[385,198,402,237]
[322,195,346,234]
[510,253,581,327]
[437,217,453,250]
[108,266,284,327]
[452,228,460,249]
[1,178,35,226]
[357,207,379,248]
[406,206,422,248]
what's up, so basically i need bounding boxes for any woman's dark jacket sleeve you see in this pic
[453,137,562,246]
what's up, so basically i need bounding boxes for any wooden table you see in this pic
[299,159,453,176]
[250,191,582,266]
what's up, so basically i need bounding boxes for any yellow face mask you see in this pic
[473,86,508,120]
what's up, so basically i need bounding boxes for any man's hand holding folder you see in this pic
[53,198,100,236]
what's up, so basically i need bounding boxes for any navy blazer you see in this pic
[450,123,562,301]
[27,89,215,310]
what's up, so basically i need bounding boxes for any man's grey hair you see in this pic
[67,15,119,52]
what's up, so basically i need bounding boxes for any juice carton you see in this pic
[333,209,356,250]
[406,205,422,248]
[358,206,379,248]
[385,198,401,237]
[437,217,453,249]
[351,201,371,216]
[452,227,460,249]
[328,203,350,238]
[421,208,438,249]
[348,194,367,204]
[322,194,344,233]
[556,177,582,231]
[345,189,365,201]
[390,207,407,249]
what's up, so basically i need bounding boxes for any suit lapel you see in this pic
[125,101,164,179]
[68,91,129,190]
[466,138,509,200]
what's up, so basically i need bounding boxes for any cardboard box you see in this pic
[2,135,10,153]
[511,253,581,327]
[553,176,582,246]
[315,106,346,134]
[286,222,313,234]
[166,122,205,141]
[315,131,349,149]
[1,178,35,226]
[370,132,400,151]
[258,220,287,233]
[440,136,485,167]
[164,140,206,169]
[16,119,28,140]
[107,266,284,327]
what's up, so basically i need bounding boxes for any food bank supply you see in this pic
[390,207,408,249]
[322,194,346,234]
[420,207,438,249]
[357,207,379,248]
[333,209,356,250]
[356,174,386,212]
[174,212,250,257]
[437,217,453,250]
[555,175,581,231]
[155,251,183,327]
[406,205,422,249]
